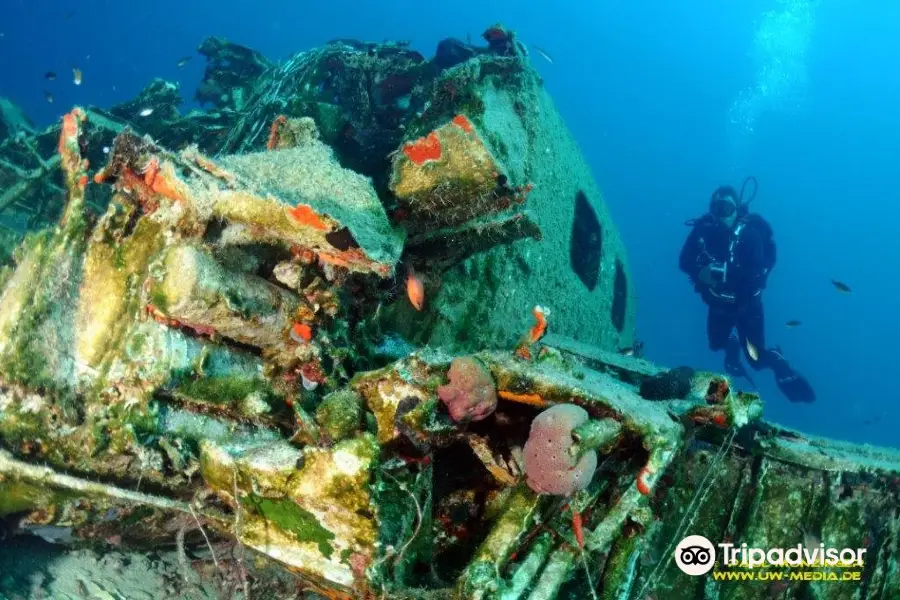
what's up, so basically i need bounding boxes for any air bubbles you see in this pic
[728,0,816,163]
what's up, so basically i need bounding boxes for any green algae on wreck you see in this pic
[316,389,364,441]
[242,495,336,558]
[0,479,61,517]
[172,374,279,410]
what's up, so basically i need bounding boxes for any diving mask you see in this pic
[710,196,736,218]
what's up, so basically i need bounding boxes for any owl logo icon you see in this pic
[675,535,716,576]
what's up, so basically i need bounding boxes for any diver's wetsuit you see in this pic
[679,212,815,403]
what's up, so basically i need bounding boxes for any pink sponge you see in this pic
[523,404,597,496]
[437,356,497,422]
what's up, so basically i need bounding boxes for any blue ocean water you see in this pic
[1,0,896,448]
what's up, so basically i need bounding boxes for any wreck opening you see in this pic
[570,190,603,292]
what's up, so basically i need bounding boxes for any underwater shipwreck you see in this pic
[0,25,898,600]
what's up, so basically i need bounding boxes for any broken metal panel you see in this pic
[390,115,527,235]
[199,433,380,595]
[196,36,275,113]
[0,98,35,143]
[98,127,403,277]
[216,139,405,274]
[147,243,303,352]
[406,212,541,272]
[75,202,165,373]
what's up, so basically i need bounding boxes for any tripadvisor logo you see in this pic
[675,535,717,576]
[674,535,868,576]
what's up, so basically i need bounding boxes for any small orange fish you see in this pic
[406,268,424,311]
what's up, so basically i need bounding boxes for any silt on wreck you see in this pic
[0,24,897,600]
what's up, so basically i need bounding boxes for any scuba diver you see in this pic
[679,177,815,403]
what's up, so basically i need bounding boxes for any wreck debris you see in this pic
[214,140,404,277]
[405,211,541,272]
[316,389,365,442]
[146,243,304,353]
[196,36,274,111]
[572,417,623,456]
[98,126,403,277]
[58,107,89,226]
[266,114,320,150]
[0,97,36,142]
[465,432,519,486]
[0,447,230,528]
[3,323,900,599]
[0,27,898,600]
[217,36,428,177]
[482,23,526,57]
[199,434,380,595]
[111,79,183,129]
[639,365,696,400]
[390,114,531,235]
[0,154,61,225]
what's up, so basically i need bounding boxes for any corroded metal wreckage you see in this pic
[0,26,899,600]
